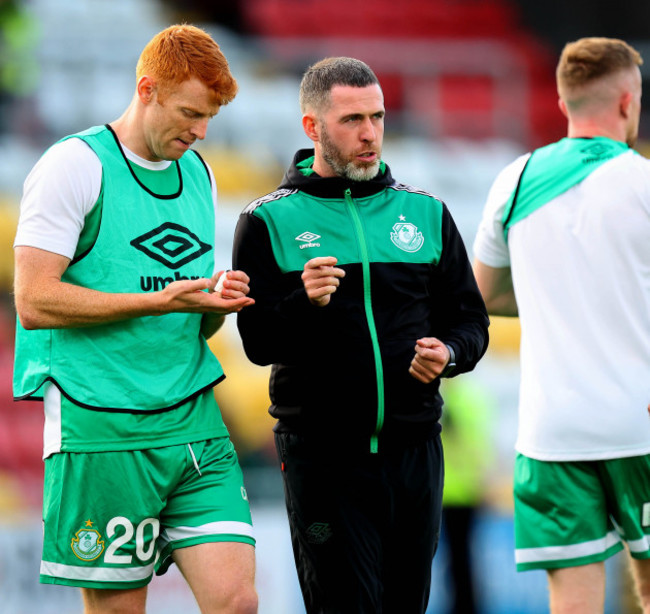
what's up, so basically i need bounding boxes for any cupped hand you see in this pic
[409,337,451,383]
[301,256,346,307]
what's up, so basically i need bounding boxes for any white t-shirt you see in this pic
[474,148,650,461]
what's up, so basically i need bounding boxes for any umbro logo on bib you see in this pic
[131,222,211,269]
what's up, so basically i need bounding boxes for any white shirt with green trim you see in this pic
[474,148,650,461]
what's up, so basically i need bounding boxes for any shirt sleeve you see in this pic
[233,208,315,366]
[472,152,530,268]
[432,203,490,375]
[14,138,102,260]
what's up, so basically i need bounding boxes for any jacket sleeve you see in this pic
[431,203,490,376]
[232,210,318,366]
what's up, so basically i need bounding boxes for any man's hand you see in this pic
[209,269,254,302]
[409,337,451,383]
[161,270,254,316]
[301,256,346,307]
[199,269,255,338]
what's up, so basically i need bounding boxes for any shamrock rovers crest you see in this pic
[71,519,105,561]
[390,216,424,253]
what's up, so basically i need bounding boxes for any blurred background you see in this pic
[1,0,649,612]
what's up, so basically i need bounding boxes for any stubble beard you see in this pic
[320,126,381,181]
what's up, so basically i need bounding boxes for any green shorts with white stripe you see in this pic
[41,437,254,589]
[513,452,650,571]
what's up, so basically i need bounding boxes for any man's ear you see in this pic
[137,75,156,104]
[558,97,568,119]
[302,114,319,143]
[619,90,632,119]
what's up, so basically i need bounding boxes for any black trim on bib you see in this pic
[13,375,225,413]
[502,154,532,231]
[105,123,183,200]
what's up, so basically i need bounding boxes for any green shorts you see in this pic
[40,437,255,589]
[514,452,650,571]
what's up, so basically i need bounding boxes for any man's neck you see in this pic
[109,105,154,161]
[566,120,626,144]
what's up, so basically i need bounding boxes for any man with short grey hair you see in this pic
[234,56,489,613]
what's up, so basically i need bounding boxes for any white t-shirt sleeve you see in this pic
[473,152,531,268]
[14,138,103,260]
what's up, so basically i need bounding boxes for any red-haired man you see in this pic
[13,24,257,614]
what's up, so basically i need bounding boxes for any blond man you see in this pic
[474,37,650,613]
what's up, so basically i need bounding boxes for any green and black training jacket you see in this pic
[233,149,489,452]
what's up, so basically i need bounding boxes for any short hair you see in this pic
[557,37,643,94]
[136,24,238,106]
[299,57,380,114]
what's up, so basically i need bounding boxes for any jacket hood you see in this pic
[278,148,395,198]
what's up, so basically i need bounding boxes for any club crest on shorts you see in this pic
[390,217,424,253]
[71,519,105,561]
[305,522,333,544]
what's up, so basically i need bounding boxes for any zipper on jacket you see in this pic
[344,188,385,453]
